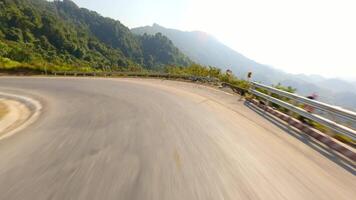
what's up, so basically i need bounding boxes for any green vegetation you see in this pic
[0,0,191,72]
[270,83,296,113]
[334,134,355,145]
[166,64,250,89]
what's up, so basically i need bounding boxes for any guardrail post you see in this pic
[286,99,296,129]
[288,99,296,116]
[266,91,272,107]
[250,84,256,99]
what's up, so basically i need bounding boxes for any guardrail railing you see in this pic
[250,82,356,141]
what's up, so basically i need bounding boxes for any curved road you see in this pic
[0,77,354,200]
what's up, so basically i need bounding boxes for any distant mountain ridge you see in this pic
[132,24,356,110]
[133,24,284,83]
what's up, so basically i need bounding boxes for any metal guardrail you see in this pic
[251,82,356,122]
[250,82,356,141]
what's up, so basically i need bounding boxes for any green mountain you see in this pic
[132,24,356,110]
[0,0,191,71]
[132,24,286,83]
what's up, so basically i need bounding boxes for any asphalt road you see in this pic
[0,77,354,200]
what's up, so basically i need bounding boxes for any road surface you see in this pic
[0,77,354,200]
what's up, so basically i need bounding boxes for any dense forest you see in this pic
[0,0,191,71]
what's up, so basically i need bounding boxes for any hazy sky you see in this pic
[72,0,356,79]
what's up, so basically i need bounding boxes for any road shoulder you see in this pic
[0,100,9,120]
[0,93,41,140]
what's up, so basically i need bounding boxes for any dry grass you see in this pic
[0,100,9,120]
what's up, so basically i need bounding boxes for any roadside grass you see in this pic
[0,101,9,120]
[0,56,94,74]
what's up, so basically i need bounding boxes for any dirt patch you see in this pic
[0,100,9,120]
[0,99,31,139]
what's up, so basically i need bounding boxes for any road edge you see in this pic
[0,92,42,141]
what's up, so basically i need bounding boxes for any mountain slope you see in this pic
[132,24,356,110]
[132,24,286,83]
[0,0,190,70]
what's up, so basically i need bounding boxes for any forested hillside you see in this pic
[0,0,191,71]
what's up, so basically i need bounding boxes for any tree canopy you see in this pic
[0,0,191,71]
